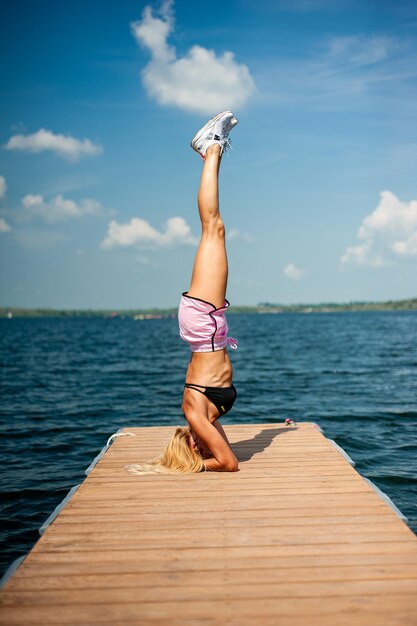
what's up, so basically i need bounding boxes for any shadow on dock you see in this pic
[232,426,296,462]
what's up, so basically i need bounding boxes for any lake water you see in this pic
[1,312,417,576]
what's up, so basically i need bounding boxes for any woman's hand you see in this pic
[186,415,238,472]
[190,429,213,458]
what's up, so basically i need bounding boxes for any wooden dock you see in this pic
[1,422,417,625]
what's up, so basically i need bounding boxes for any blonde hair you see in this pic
[127,426,205,475]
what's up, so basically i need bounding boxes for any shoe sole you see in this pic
[190,110,234,153]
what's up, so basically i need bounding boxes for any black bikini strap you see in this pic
[184,383,207,395]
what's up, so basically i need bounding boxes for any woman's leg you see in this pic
[187,144,228,309]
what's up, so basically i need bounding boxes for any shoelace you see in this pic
[200,137,233,161]
[221,136,233,156]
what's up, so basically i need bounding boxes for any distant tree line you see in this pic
[1,298,416,318]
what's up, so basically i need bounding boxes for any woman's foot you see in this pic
[191,110,238,159]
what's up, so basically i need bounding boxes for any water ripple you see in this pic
[1,311,416,575]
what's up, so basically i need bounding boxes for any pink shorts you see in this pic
[178,292,238,353]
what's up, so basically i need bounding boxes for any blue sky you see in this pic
[1,0,416,308]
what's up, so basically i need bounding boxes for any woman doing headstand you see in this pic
[129,111,239,474]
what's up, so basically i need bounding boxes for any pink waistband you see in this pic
[189,336,239,353]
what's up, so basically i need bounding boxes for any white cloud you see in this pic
[227,228,240,241]
[284,263,305,280]
[260,34,415,110]
[131,1,256,114]
[341,242,384,268]
[226,228,253,242]
[101,216,198,249]
[0,176,6,199]
[341,191,417,266]
[327,35,391,66]
[134,254,159,270]
[0,176,12,233]
[0,176,9,231]
[21,194,107,223]
[5,129,102,161]
[14,228,65,249]
[0,218,11,233]
[392,232,417,256]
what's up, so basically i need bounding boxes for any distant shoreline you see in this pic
[1,297,416,318]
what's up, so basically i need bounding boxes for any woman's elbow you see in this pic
[222,458,239,472]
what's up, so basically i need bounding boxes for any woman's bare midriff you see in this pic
[185,348,233,387]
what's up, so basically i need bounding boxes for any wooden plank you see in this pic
[24,541,417,563]
[55,502,394,514]
[1,421,416,626]
[75,480,375,492]
[48,514,401,530]
[6,564,417,591]
[1,595,417,625]
[59,494,401,510]
[11,551,417,576]
[3,579,417,606]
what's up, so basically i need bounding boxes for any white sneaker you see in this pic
[191,110,239,159]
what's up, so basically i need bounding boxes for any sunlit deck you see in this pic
[1,422,417,625]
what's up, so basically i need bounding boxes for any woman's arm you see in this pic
[186,410,238,472]
[191,421,229,458]
[213,420,231,445]
[203,455,237,472]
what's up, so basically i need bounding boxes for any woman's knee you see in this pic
[202,216,225,239]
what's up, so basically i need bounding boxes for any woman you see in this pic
[129,111,239,475]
